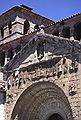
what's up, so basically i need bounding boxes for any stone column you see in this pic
[59,27,63,37]
[4,52,8,66]
[70,26,74,40]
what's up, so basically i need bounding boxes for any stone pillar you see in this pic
[4,52,8,66]
[70,27,74,40]
[0,89,5,120]
[59,27,63,37]
[29,22,35,33]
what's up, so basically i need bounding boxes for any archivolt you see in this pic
[10,81,73,120]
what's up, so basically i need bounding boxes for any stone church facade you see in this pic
[0,5,81,120]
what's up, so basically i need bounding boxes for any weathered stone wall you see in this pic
[0,5,81,120]
[5,58,80,120]
[45,14,81,41]
[4,34,81,120]
[6,81,73,120]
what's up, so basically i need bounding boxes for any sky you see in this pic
[0,0,81,22]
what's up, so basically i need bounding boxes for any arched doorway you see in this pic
[48,114,64,120]
[10,81,73,120]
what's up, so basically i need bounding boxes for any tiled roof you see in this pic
[56,12,81,23]
[45,12,81,28]
[0,5,54,24]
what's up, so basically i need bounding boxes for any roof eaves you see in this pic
[0,6,19,18]
[44,12,81,28]
[56,12,81,24]
[0,5,55,24]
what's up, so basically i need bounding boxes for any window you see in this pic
[23,20,30,35]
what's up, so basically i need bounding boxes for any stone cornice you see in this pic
[3,33,81,72]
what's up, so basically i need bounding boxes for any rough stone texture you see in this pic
[9,82,73,120]
[0,5,81,120]
[4,33,81,120]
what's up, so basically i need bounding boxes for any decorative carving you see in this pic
[69,83,77,96]
[57,64,62,78]
[63,57,66,64]
[64,64,68,75]
[69,60,78,74]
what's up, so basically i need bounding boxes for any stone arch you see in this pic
[74,22,81,41]
[10,81,73,120]
[23,20,30,35]
[48,113,64,120]
[62,26,70,38]
[52,30,59,36]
